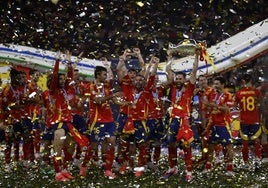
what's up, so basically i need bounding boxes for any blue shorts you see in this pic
[208,125,232,146]
[147,118,166,142]
[116,113,128,134]
[90,122,116,142]
[32,120,42,131]
[42,127,54,141]
[13,118,33,135]
[133,120,149,143]
[72,114,87,134]
[240,124,261,140]
[166,118,181,144]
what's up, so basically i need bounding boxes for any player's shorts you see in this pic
[72,114,87,133]
[208,125,232,146]
[13,118,33,135]
[90,122,116,142]
[146,118,165,142]
[116,113,128,133]
[166,118,181,144]
[42,127,54,141]
[240,123,261,140]
[132,120,149,143]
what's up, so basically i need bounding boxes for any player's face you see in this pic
[134,75,145,90]
[73,71,80,82]
[58,75,66,88]
[128,70,137,81]
[213,80,223,91]
[18,73,27,86]
[198,76,208,88]
[98,71,107,83]
[174,74,185,89]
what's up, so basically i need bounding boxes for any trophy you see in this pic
[167,39,214,72]
[167,39,197,58]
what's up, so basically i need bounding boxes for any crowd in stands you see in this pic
[0,0,267,61]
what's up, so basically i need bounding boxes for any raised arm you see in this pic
[133,48,145,68]
[165,59,174,86]
[65,50,74,84]
[101,57,114,83]
[116,50,129,82]
[189,49,199,85]
[49,51,61,91]
[150,56,159,76]
[133,48,148,77]
[143,56,159,79]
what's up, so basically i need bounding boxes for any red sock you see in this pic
[53,156,62,173]
[215,144,223,158]
[242,141,249,163]
[81,146,92,167]
[23,142,30,161]
[23,139,35,162]
[205,162,212,169]
[4,144,11,164]
[75,145,82,159]
[168,145,177,168]
[254,140,262,159]
[105,146,115,171]
[226,163,233,171]
[34,130,41,153]
[63,147,73,169]
[118,141,130,165]
[137,143,147,167]
[184,147,193,171]
[14,140,20,161]
[153,146,161,164]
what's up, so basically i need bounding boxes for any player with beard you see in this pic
[162,48,199,182]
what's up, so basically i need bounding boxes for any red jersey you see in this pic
[132,75,155,121]
[47,59,73,125]
[210,91,233,126]
[42,89,57,128]
[235,86,261,124]
[89,82,114,123]
[170,82,195,119]
[66,82,88,116]
[65,64,89,116]
[147,85,165,119]
[198,86,216,113]
[1,84,25,123]
[26,81,43,120]
[119,74,135,115]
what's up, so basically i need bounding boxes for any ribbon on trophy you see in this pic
[197,41,216,73]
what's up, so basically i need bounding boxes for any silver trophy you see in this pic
[167,39,197,58]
